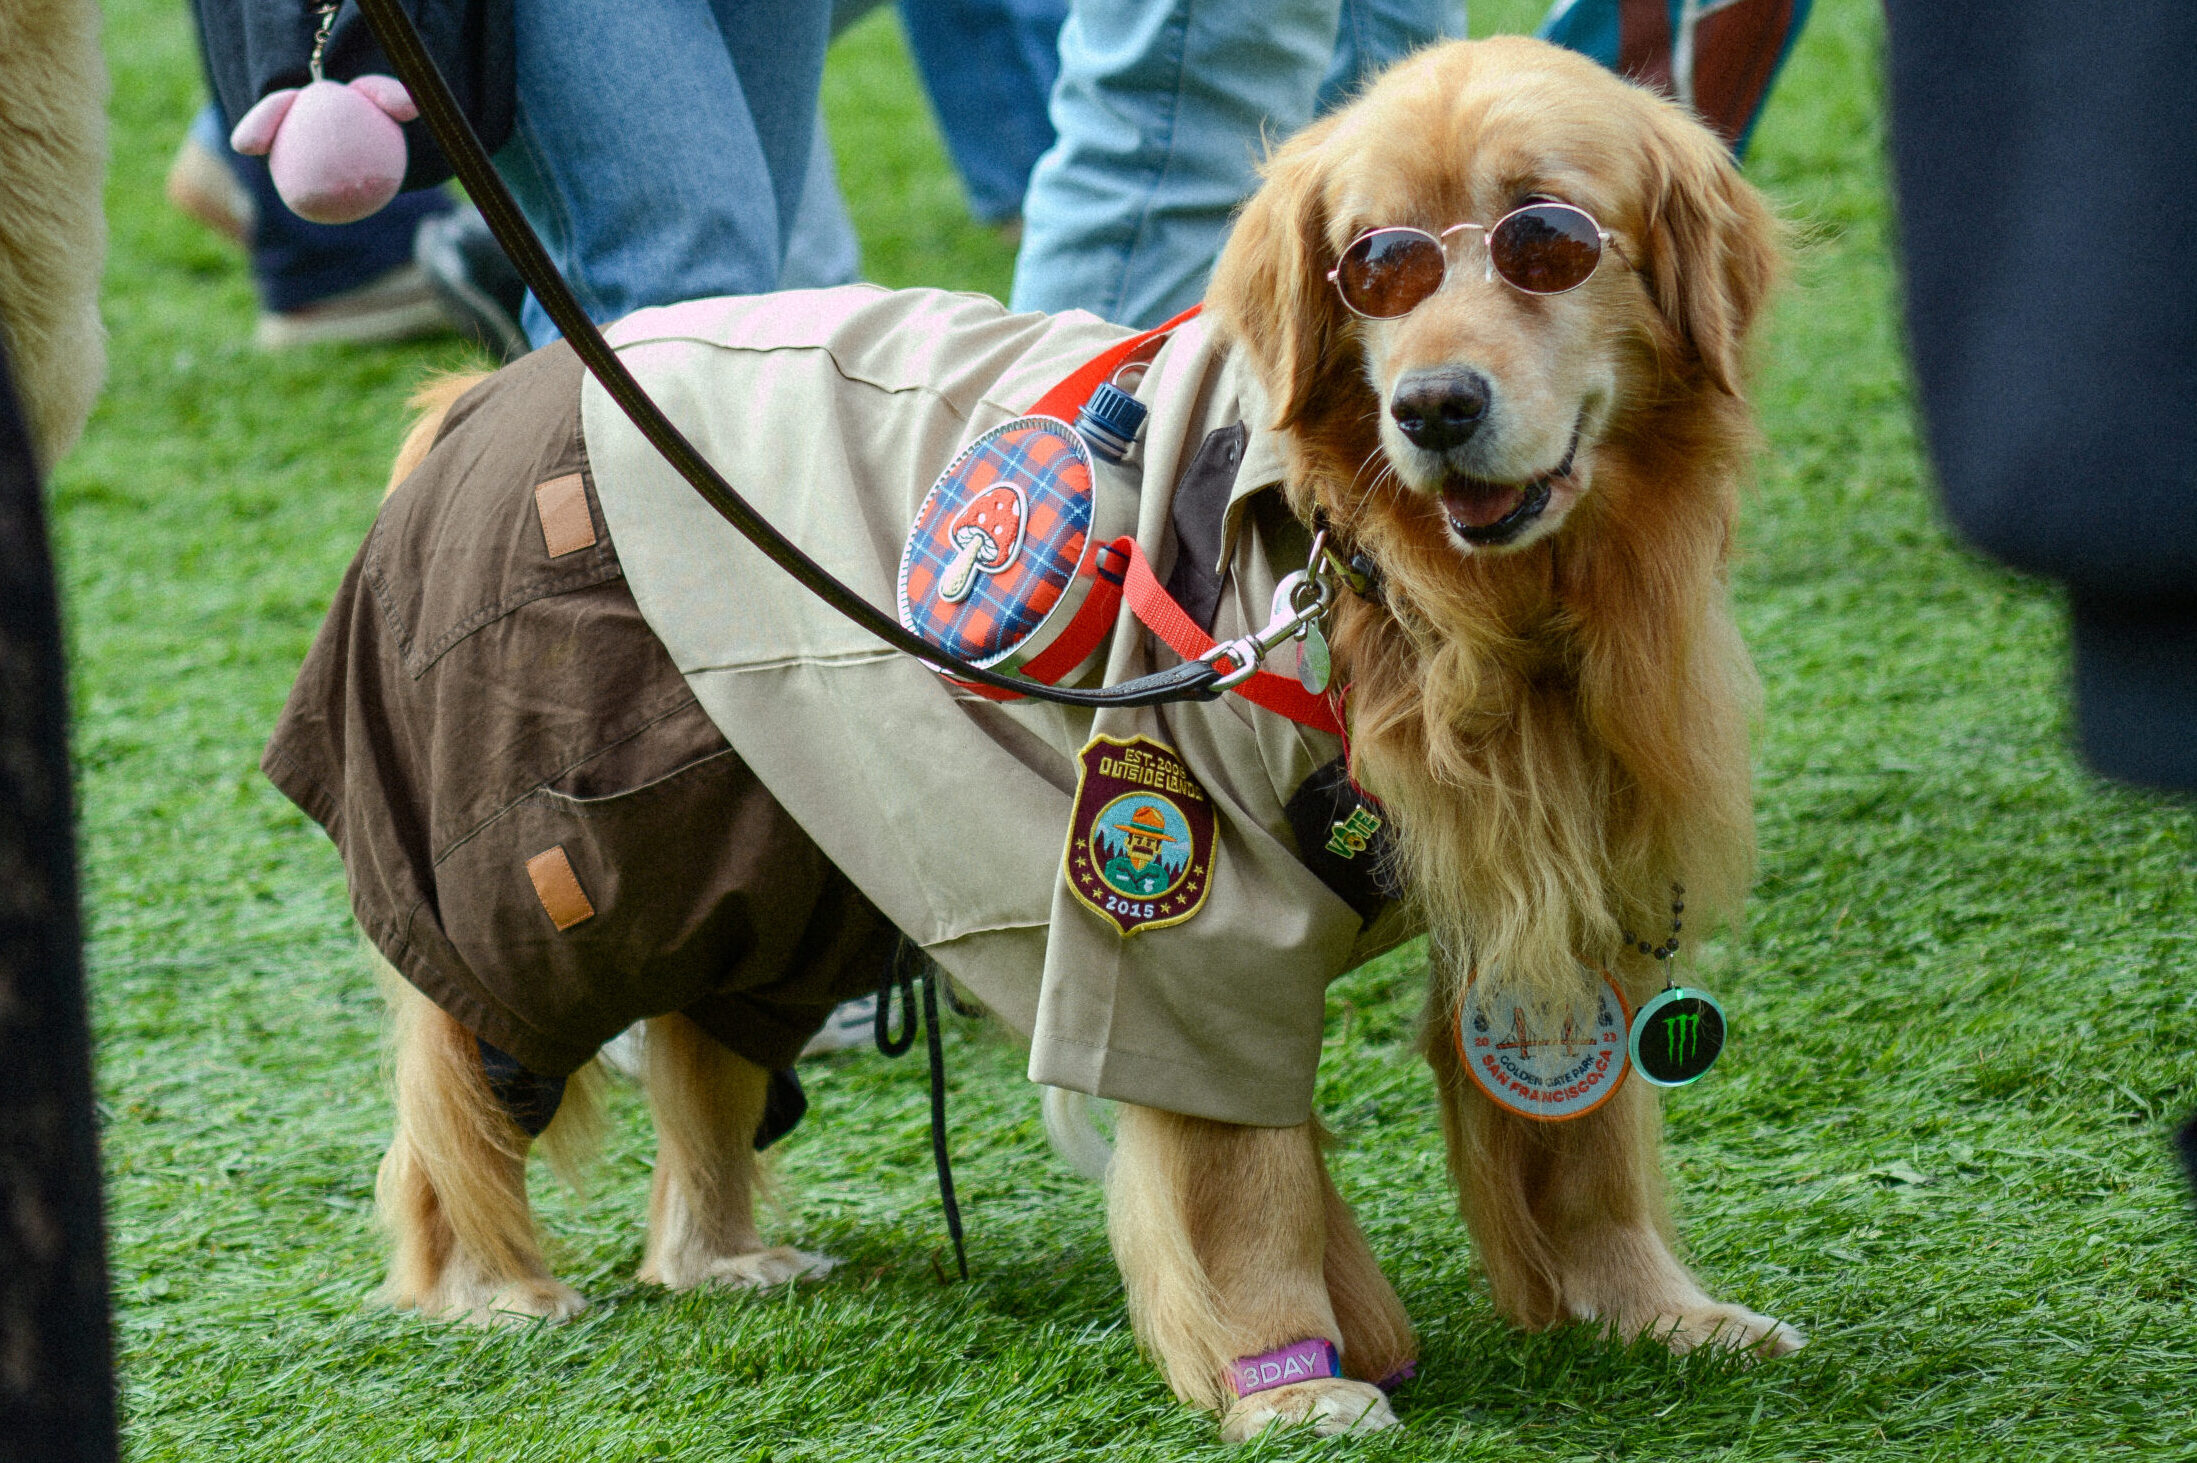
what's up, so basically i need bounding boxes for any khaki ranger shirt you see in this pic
[584,286,1413,1127]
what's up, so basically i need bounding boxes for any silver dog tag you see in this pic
[1297,623,1332,694]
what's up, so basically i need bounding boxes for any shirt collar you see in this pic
[1217,351,1293,575]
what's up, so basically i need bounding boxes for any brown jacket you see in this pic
[263,342,897,1079]
[269,287,1409,1121]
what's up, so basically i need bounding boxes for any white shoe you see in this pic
[598,1024,645,1079]
[254,263,452,349]
[800,994,879,1058]
[165,134,253,244]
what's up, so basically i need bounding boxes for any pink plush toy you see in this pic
[230,75,417,225]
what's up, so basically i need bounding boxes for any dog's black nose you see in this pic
[1390,369,1492,452]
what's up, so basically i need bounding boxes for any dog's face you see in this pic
[1211,37,1777,561]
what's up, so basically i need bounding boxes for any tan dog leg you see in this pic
[636,1013,833,1290]
[1432,1033,1801,1356]
[1318,1159,1418,1386]
[374,969,587,1324]
[1110,1105,1409,1441]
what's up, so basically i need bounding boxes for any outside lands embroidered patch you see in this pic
[1066,735,1216,936]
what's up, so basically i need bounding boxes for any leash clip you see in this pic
[1197,531,1339,690]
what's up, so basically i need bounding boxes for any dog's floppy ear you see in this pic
[1207,117,1355,429]
[1635,107,1782,396]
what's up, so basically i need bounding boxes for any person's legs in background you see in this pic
[1316,0,1463,115]
[495,0,831,346]
[1537,0,1812,157]
[1009,0,1814,330]
[1009,0,1460,327]
[779,109,865,291]
[789,0,1064,293]
[897,0,1069,229]
[163,105,254,245]
[412,206,533,362]
[167,103,457,349]
[1008,0,1334,326]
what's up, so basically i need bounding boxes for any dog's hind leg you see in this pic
[1429,1029,1801,1357]
[374,966,588,1324]
[636,1013,833,1290]
[1317,1157,1417,1391]
[1110,1105,1403,1441]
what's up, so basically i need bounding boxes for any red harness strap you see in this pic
[1114,537,1345,736]
[962,305,1345,739]
[985,534,1342,735]
[1027,303,1205,421]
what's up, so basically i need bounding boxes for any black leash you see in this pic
[353,0,1229,712]
[874,938,968,1281]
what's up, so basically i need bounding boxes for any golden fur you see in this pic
[1182,38,1793,1410]
[365,38,1794,1438]
[0,0,107,467]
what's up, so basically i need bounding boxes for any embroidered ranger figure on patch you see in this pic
[1067,735,1216,936]
[1454,968,1632,1122]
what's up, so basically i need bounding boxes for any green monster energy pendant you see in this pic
[1627,986,1726,1087]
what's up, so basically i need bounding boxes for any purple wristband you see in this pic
[1230,1337,1341,1398]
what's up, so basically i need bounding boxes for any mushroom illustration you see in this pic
[936,483,1028,603]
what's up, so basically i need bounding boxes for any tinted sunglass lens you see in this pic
[1338,229,1446,317]
[1489,204,1603,293]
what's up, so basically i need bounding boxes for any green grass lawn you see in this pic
[66,0,2196,1457]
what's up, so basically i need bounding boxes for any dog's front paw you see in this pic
[1646,1302,1804,1359]
[1220,1379,1399,1443]
[689,1245,836,1291]
[402,1273,588,1327]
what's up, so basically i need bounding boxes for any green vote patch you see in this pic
[1066,735,1216,936]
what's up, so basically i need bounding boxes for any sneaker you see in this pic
[800,993,880,1059]
[598,1023,645,1079]
[414,205,530,362]
[253,262,453,349]
[165,133,254,245]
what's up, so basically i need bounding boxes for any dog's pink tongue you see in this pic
[1442,481,1525,529]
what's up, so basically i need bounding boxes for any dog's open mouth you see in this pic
[1439,429,1580,546]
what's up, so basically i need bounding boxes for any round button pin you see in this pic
[1627,986,1726,1087]
[1456,969,1632,1123]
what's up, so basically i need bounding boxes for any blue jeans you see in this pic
[1009,0,1464,327]
[779,106,863,291]
[786,0,1061,277]
[191,105,452,314]
[897,0,1069,223]
[494,0,831,347]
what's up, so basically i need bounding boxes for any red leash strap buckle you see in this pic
[1117,533,1347,738]
[1201,642,1262,689]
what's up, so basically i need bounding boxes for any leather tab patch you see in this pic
[526,845,596,930]
[533,473,596,558]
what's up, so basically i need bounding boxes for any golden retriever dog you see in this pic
[348,35,1790,1441]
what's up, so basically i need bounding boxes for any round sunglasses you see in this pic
[1327,202,1616,318]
